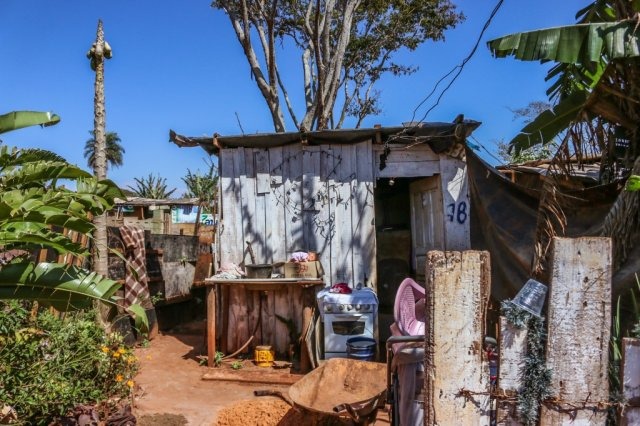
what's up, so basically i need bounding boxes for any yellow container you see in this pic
[254,345,275,367]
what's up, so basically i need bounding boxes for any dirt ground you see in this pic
[132,323,391,426]
[133,328,269,425]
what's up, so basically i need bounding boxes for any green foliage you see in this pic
[214,351,224,367]
[502,301,552,426]
[127,173,176,199]
[230,360,243,370]
[212,0,463,129]
[181,158,218,209]
[0,111,60,134]
[0,144,128,311]
[0,145,122,253]
[497,140,555,164]
[84,131,126,171]
[608,276,640,420]
[625,175,640,191]
[496,101,556,163]
[0,301,138,424]
[487,2,636,157]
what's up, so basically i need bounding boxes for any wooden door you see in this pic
[410,177,445,281]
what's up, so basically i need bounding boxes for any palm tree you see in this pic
[87,19,112,280]
[128,173,177,199]
[182,158,218,235]
[84,130,125,171]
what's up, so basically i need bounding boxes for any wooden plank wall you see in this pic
[217,140,376,353]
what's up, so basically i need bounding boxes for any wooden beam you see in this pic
[496,316,527,425]
[541,237,611,425]
[206,285,217,368]
[620,338,640,425]
[425,250,491,425]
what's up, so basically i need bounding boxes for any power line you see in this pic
[409,0,505,125]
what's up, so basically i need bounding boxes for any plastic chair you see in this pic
[386,278,425,426]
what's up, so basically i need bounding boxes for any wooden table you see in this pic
[203,277,324,368]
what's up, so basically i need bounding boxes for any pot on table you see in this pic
[245,263,274,278]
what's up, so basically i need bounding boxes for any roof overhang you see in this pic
[169,120,481,156]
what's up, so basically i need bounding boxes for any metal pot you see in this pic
[245,263,273,278]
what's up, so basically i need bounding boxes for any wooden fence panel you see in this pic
[497,317,527,425]
[541,237,611,425]
[620,338,640,425]
[425,250,491,425]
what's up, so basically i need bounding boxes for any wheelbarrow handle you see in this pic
[253,389,294,407]
[333,391,386,424]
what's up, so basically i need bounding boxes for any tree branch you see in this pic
[276,64,300,129]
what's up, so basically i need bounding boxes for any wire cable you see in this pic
[409,0,505,125]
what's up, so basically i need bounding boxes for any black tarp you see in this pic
[466,146,630,302]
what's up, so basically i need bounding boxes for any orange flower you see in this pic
[112,352,121,358]
[115,374,123,382]
[100,346,109,353]
[126,380,134,388]
[117,347,126,354]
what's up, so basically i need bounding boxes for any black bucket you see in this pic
[346,337,376,361]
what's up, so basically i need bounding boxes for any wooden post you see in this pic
[541,237,611,425]
[299,289,314,373]
[620,338,640,425]
[496,317,527,425]
[425,250,491,425]
[206,285,217,368]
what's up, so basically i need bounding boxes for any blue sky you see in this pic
[0,0,589,194]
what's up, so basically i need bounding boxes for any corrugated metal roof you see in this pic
[114,197,199,206]
[169,120,481,156]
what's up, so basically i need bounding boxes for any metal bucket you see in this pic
[347,337,376,361]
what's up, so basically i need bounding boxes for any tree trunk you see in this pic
[194,204,202,237]
[92,20,108,278]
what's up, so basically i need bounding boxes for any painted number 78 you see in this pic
[446,201,467,224]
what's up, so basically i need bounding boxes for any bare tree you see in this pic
[212,0,462,131]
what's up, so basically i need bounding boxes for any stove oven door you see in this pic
[323,313,374,358]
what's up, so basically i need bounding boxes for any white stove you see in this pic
[317,288,378,359]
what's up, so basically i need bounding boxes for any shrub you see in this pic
[0,301,138,425]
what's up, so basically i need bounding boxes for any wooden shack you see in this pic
[170,120,480,354]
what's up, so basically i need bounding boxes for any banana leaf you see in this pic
[509,91,588,155]
[0,111,60,134]
[488,22,640,65]
[0,262,120,311]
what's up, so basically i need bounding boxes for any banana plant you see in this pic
[487,1,640,157]
[0,111,145,328]
[0,111,60,135]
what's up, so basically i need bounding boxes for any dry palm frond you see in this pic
[530,139,571,278]
[602,156,640,268]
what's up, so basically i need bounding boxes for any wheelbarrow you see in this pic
[255,357,387,425]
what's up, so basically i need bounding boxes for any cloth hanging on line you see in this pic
[119,225,151,308]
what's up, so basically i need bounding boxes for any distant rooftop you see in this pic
[114,197,199,207]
